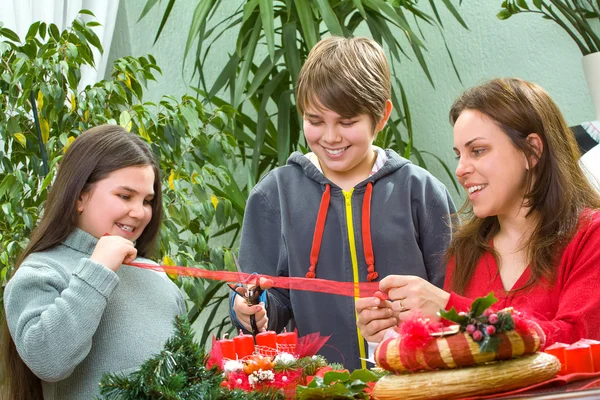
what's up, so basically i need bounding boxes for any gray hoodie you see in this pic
[232,149,455,370]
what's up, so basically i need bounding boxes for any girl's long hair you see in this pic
[447,78,600,294]
[1,125,163,400]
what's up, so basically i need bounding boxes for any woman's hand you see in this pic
[90,235,137,272]
[379,275,451,322]
[232,294,268,333]
[356,296,398,342]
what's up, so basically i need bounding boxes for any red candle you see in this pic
[276,329,298,353]
[233,331,255,359]
[256,330,277,349]
[219,338,236,360]
[565,342,594,374]
[545,342,568,374]
[576,339,600,372]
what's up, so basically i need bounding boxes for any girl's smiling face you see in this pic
[453,109,531,219]
[76,165,155,241]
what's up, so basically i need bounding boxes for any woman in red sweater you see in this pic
[357,78,600,347]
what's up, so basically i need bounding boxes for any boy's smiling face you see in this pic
[302,100,391,189]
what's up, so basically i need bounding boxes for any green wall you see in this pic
[108,0,596,204]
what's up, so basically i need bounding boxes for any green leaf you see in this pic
[295,0,318,50]
[258,0,275,61]
[439,0,469,29]
[153,0,175,45]
[119,110,132,131]
[184,0,217,60]
[533,0,542,9]
[137,0,160,22]
[49,24,60,41]
[78,9,96,16]
[439,306,468,325]
[323,370,350,385]
[349,368,379,382]
[282,21,301,84]
[0,27,21,42]
[497,9,513,20]
[471,292,498,317]
[353,0,367,19]
[315,0,344,36]
[26,21,41,40]
[277,91,292,166]
[517,0,529,9]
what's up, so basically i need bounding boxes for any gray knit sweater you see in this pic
[4,229,186,399]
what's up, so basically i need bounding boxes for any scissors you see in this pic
[227,254,264,335]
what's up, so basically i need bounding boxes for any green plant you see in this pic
[498,0,600,55]
[0,13,241,345]
[141,0,465,220]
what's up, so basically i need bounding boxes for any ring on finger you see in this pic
[398,299,409,313]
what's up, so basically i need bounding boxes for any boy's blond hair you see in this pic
[296,36,391,131]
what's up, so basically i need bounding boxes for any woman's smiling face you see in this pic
[453,109,530,219]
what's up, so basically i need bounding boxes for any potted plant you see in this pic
[0,14,243,347]
[498,0,600,119]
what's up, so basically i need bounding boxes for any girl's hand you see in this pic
[90,235,137,272]
[356,296,398,342]
[379,275,450,322]
[233,295,268,332]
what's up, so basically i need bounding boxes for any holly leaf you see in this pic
[470,292,498,317]
[439,306,468,325]
[349,369,379,382]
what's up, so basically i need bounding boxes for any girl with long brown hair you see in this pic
[1,125,185,400]
[357,78,600,347]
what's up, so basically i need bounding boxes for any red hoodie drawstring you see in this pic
[306,184,331,279]
[361,183,377,281]
[306,182,377,282]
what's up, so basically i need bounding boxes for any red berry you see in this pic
[466,324,476,334]
[458,311,468,317]
[472,330,483,341]
[486,325,496,335]
[483,309,493,317]
[488,314,499,324]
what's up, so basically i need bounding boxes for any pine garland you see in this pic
[98,316,283,400]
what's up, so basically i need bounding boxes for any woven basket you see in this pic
[371,352,560,400]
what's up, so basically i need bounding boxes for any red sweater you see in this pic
[444,212,600,348]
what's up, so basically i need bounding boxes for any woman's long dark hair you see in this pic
[1,125,163,400]
[447,78,600,295]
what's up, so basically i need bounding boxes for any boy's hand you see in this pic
[356,296,398,342]
[91,235,137,272]
[233,296,268,333]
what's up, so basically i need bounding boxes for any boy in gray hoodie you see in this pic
[230,36,455,371]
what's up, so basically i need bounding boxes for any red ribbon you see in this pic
[128,262,384,299]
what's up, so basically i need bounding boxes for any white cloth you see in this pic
[581,144,600,193]
[0,0,119,89]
